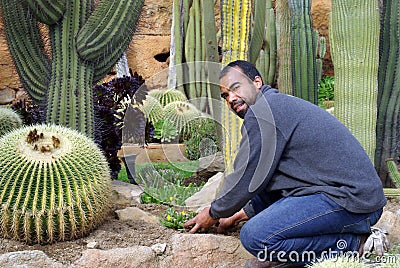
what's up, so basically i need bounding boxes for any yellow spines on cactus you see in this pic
[220,0,252,172]
[0,124,111,244]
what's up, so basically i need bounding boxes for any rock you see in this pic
[0,87,16,104]
[87,241,100,249]
[72,246,157,268]
[374,209,400,244]
[195,152,225,178]
[185,172,225,212]
[160,233,252,268]
[115,207,159,224]
[151,243,167,255]
[111,180,144,207]
[0,250,65,268]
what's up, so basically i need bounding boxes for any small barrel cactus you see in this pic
[148,88,188,107]
[0,124,111,244]
[139,95,164,124]
[0,107,23,136]
[164,101,202,136]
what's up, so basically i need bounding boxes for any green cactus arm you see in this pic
[276,0,292,94]
[386,159,400,188]
[265,7,276,85]
[76,0,144,62]
[26,0,66,24]
[0,0,51,106]
[248,0,266,64]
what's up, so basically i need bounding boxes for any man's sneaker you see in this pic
[363,227,390,257]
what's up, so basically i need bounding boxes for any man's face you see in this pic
[219,66,261,119]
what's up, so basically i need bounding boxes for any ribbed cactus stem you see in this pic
[276,0,292,94]
[329,0,379,163]
[375,1,400,186]
[221,0,251,172]
[289,0,318,104]
[0,125,111,244]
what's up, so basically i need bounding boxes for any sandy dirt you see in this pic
[0,197,398,266]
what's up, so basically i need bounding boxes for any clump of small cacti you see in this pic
[0,124,111,244]
[0,107,23,136]
[138,95,164,124]
[163,101,202,136]
[148,89,188,107]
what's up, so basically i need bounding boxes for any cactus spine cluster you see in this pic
[0,0,144,137]
[375,1,400,186]
[0,107,23,136]
[0,125,111,244]
[329,0,379,162]
[164,101,202,135]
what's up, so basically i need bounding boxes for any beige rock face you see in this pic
[0,0,332,104]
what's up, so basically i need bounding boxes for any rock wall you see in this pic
[0,0,332,105]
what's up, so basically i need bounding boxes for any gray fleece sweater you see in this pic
[209,85,387,219]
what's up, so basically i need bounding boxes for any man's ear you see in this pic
[253,76,263,90]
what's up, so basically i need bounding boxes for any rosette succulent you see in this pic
[0,124,111,244]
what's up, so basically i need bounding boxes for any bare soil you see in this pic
[0,197,398,266]
[0,202,241,266]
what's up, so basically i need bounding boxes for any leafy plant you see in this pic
[184,117,220,160]
[153,120,178,143]
[93,73,147,179]
[136,165,204,206]
[11,100,45,126]
[159,207,197,230]
[318,76,335,109]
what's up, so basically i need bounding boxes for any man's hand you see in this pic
[217,208,249,234]
[184,206,219,234]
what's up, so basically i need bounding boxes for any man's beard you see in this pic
[231,99,248,119]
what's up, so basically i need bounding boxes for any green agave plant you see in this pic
[0,124,111,244]
[0,107,23,136]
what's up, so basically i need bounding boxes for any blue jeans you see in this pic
[240,193,383,264]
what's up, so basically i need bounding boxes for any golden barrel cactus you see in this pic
[0,125,111,244]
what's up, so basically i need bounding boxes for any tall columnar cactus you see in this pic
[276,0,292,94]
[289,0,319,104]
[253,0,277,86]
[221,0,251,172]
[0,125,111,244]
[0,107,23,136]
[169,0,220,114]
[375,1,400,187]
[329,0,379,162]
[0,0,144,137]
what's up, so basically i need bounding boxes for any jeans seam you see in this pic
[263,207,345,243]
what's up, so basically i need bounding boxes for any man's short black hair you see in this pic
[219,60,263,83]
